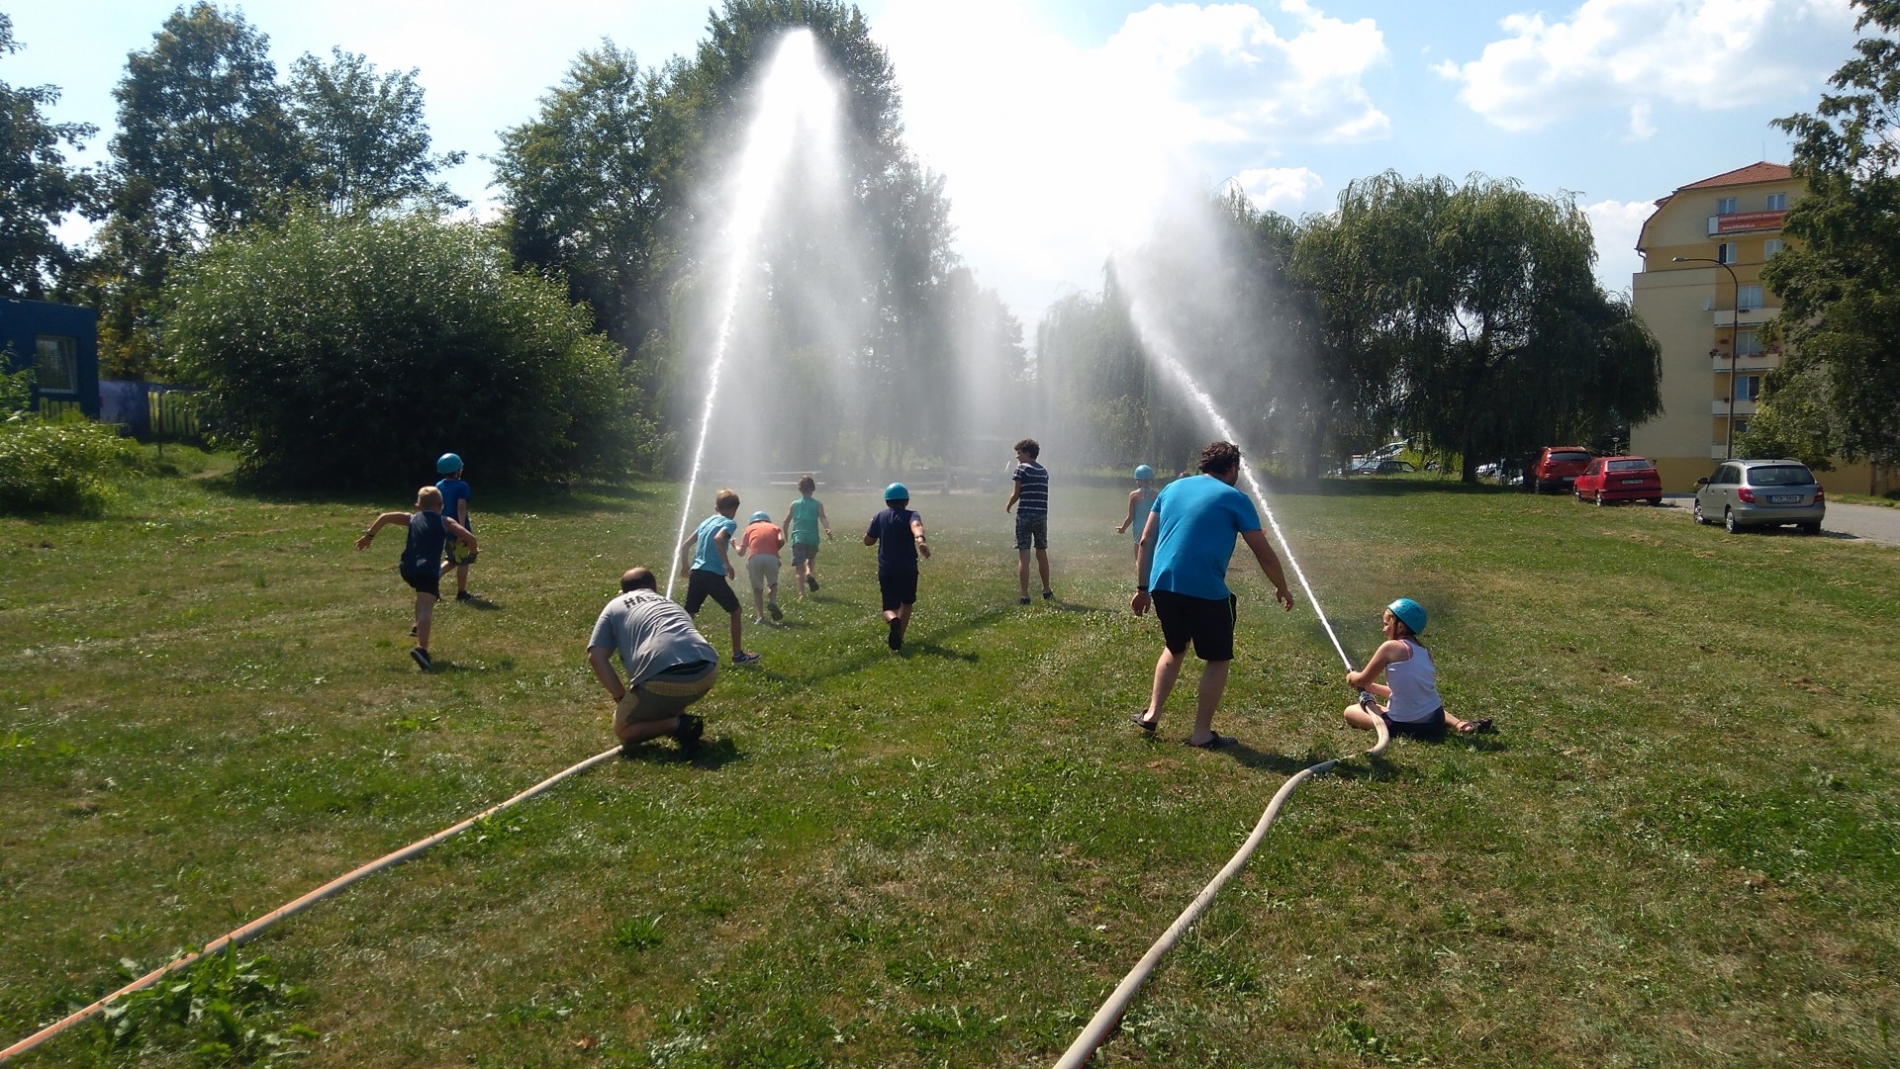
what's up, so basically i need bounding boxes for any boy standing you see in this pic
[434,453,477,602]
[781,474,833,597]
[1004,437,1052,603]
[738,510,786,624]
[864,482,931,651]
[357,485,478,672]
[677,488,759,665]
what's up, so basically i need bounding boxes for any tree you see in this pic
[287,47,465,213]
[0,13,98,297]
[492,42,670,352]
[166,209,650,487]
[1763,0,1900,471]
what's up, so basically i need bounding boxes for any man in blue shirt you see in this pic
[1130,441,1293,748]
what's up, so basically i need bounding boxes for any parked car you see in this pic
[1368,459,1417,475]
[1529,446,1593,494]
[1693,459,1825,534]
[1573,456,1663,506]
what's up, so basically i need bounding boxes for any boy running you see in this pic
[738,510,786,624]
[1005,437,1052,603]
[864,482,931,651]
[356,485,478,672]
[677,488,759,665]
[781,474,833,597]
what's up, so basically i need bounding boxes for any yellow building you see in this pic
[1632,162,1880,494]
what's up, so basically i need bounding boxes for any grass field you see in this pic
[4,460,1898,1068]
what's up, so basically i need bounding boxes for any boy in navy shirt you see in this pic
[864,482,931,651]
[357,485,478,672]
[1004,437,1052,603]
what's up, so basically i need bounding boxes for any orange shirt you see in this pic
[742,521,785,557]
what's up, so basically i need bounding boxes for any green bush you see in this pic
[0,366,137,516]
[165,209,652,488]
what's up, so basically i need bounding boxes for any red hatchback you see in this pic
[1574,455,1663,506]
[1530,446,1593,494]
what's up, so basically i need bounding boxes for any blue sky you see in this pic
[8,1,1864,327]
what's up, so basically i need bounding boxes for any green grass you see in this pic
[3,468,1899,1067]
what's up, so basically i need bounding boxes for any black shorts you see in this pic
[1381,707,1447,739]
[685,570,740,615]
[1151,589,1237,662]
[399,561,440,599]
[879,570,918,612]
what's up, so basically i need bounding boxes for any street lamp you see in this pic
[1674,254,1742,459]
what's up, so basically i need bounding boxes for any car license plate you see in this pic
[1622,478,1646,485]
[1769,494,1801,504]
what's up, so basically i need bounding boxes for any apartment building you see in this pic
[1631,162,1879,493]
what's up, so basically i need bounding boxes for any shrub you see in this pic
[0,366,137,516]
[165,209,652,488]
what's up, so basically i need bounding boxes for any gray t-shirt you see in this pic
[588,590,719,685]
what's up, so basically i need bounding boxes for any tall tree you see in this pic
[1762,0,1900,471]
[287,47,464,213]
[0,13,98,298]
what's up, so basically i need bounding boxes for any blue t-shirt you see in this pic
[436,478,472,530]
[867,507,921,573]
[691,513,737,574]
[1148,475,1260,600]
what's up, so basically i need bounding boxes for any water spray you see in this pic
[666,30,838,598]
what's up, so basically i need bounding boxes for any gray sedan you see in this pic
[1693,460,1826,534]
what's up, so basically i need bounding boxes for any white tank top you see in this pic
[1384,639,1442,723]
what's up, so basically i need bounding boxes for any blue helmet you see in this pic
[436,452,463,475]
[884,482,910,502]
[1387,597,1427,636]
[1134,464,1155,481]
[750,510,770,522]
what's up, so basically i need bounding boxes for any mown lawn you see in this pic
[3,464,1897,1068]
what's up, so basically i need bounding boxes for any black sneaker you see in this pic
[887,618,903,651]
[1042,590,1054,601]
[806,576,819,593]
[768,600,783,622]
[456,591,475,602]
[1018,596,1030,605]
[673,713,705,748]
[410,647,432,672]
[409,623,417,637]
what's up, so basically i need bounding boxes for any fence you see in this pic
[98,380,202,441]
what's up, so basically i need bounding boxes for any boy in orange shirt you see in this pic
[737,510,786,624]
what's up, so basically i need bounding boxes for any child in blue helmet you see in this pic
[864,483,930,651]
[738,509,785,624]
[434,453,477,602]
[1115,464,1158,564]
[1344,598,1491,738]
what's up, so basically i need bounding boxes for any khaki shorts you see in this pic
[613,661,718,730]
[746,552,781,592]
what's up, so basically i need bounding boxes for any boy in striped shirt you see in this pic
[1005,437,1053,603]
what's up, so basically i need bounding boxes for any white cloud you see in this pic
[1438,0,1858,132]
[1584,198,1658,295]
[1234,167,1326,212]
[873,1,1386,323]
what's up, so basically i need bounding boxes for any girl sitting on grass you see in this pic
[1343,597,1491,739]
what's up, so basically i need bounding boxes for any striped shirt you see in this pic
[1013,461,1049,516]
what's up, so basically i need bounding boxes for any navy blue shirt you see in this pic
[1012,461,1049,516]
[402,510,447,573]
[867,507,922,573]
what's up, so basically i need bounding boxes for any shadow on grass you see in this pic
[899,641,979,663]
[618,735,743,770]
[186,473,665,516]
[785,606,1017,684]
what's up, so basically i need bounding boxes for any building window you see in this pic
[1733,418,1750,437]
[1717,196,1738,215]
[1735,329,1764,356]
[1738,374,1762,401]
[1764,239,1784,258]
[1717,242,1738,264]
[35,335,77,394]
[1765,192,1787,211]
[1737,284,1763,310]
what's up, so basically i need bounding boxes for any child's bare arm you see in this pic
[444,518,478,550]
[1117,489,1138,532]
[910,516,931,559]
[355,511,410,550]
[715,529,735,579]
[818,503,832,538]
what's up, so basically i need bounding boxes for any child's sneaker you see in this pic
[806,576,818,593]
[768,600,783,622]
[410,647,432,672]
[456,591,475,602]
[732,650,761,666]
[887,618,903,651]
[1042,590,1054,600]
[753,615,766,625]
[1018,596,1031,605]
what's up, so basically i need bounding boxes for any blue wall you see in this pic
[1,298,100,419]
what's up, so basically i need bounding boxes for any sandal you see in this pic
[1131,711,1157,733]
[1458,717,1494,735]
[1187,732,1238,749]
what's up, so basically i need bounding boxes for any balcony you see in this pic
[1712,352,1780,372]
[1709,306,1777,327]
[1712,398,1758,416]
[1707,210,1787,235]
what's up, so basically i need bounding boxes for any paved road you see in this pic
[1660,494,1900,545]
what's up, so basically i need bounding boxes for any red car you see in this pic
[1530,446,1593,494]
[1574,455,1663,506]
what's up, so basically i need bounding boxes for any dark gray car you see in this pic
[1693,460,1826,534]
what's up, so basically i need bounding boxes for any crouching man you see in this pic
[588,567,719,755]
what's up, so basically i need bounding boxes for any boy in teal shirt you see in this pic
[677,488,759,665]
[781,474,833,597]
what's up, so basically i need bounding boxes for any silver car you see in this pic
[1694,459,1826,534]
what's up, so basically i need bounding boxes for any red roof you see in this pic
[1678,162,1793,191]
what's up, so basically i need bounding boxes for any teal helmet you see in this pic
[1387,597,1427,636]
[750,510,770,522]
[884,482,909,502]
[1134,464,1155,480]
[436,452,463,475]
